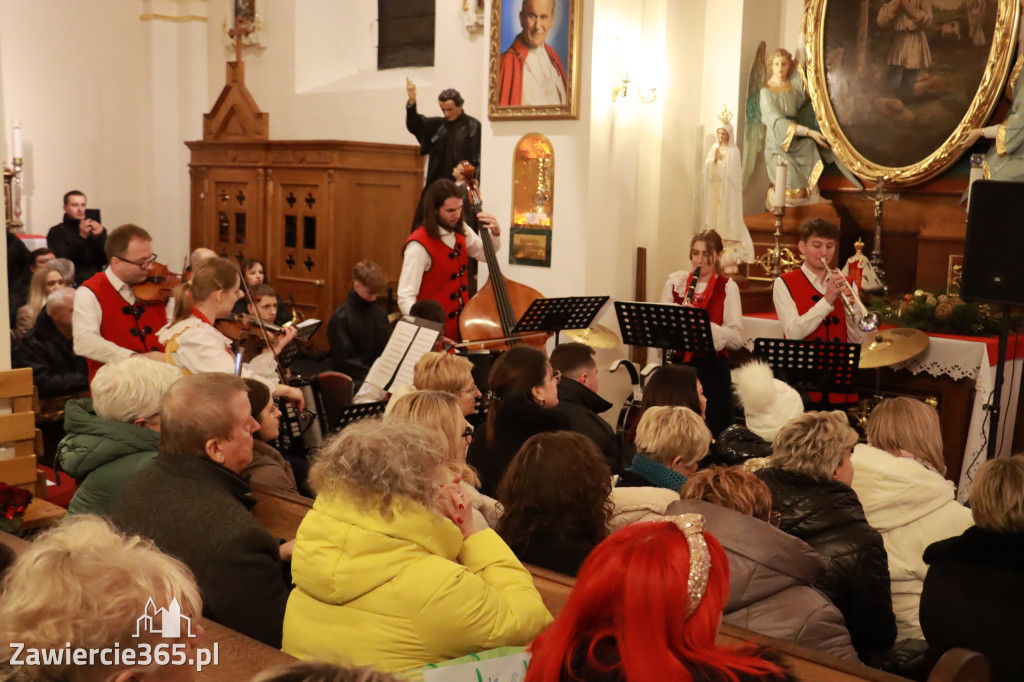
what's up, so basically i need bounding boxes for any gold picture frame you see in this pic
[487,0,583,120]
[804,0,1020,187]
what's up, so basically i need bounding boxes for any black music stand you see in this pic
[330,401,387,433]
[277,319,323,369]
[613,301,714,364]
[753,338,860,409]
[513,296,610,344]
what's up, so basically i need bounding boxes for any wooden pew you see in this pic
[521,563,988,682]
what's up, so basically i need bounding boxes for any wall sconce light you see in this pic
[611,73,631,102]
[637,87,657,103]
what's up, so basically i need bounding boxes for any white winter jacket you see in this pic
[850,443,974,639]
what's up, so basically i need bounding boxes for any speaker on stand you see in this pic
[961,180,1024,460]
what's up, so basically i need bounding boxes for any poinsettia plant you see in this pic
[0,482,33,532]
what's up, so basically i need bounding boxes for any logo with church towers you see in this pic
[133,597,195,639]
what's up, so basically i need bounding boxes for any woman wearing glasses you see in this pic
[386,389,499,528]
[157,257,304,407]
[466,346,570,497]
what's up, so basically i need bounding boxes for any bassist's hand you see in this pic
[477,212,501,237]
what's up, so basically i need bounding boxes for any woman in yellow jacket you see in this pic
[281,419,552,673]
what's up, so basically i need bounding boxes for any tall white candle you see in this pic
[774,160,787,209]
[12,119,22,159]
[968,158,985,206]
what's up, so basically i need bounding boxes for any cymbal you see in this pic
[859,327,930,369]
[563,324,621,349]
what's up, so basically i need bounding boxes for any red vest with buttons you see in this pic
[406,226,469,340]
[779,269,855,404]
[672,272,729,359]
[81,272,167,381]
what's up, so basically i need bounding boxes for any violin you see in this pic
[457,162,550,351]
[214,312,286,343]
[132,261,183,305]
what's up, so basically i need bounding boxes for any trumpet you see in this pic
[821,258,880,333]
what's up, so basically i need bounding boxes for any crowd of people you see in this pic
[2,185,1023,682]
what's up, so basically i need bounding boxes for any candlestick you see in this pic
[773,158,787,209]
[12,120,22,160]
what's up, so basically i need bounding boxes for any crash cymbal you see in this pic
[563,324,621,349]
[859,327,930,369]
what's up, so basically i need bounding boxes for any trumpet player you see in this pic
[773,218,868,345]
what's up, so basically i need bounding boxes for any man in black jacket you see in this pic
[111,373,289,648]
[46,190,107,285]
[405,81,481,191]
[549,342,623,472]
[326,261,391,389]
[12,287,88,399]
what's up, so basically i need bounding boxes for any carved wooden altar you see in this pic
[186,59,423,330]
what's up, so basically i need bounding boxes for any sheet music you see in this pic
[363,317,442,392]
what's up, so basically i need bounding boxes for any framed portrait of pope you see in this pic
[488,0,582,120]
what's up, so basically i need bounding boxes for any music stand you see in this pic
[513,296,610,344]
[277,319,323,369]
[613,301,714,364]
[753,338,860,409]
[330,401,387,433]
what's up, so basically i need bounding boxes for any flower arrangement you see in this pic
[0,482,33,533]
[868,289,1005,337]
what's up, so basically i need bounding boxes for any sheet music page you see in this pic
[392,326,441,387]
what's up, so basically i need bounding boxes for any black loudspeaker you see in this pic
[961,180,1024,305]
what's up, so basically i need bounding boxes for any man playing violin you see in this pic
[74,223,167,381]
[398,178,502,341]
[773,218,868,344]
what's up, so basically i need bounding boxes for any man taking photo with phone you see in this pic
[47,189,108,285]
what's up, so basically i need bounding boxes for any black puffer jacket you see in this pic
[703,424,772,467]
[755,467,896,662]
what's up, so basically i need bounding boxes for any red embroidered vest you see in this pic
[672,272,729,359]
[82,272,167,381]
[779,269,856,404]
[406,226,469,340]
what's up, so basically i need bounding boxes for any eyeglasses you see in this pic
[768,511,782,528]
[459,384,479,395]
[461,425,474,442]
[550,369,562,385]
[116,253,158,268]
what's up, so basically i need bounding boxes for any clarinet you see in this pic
[681,267,701,306]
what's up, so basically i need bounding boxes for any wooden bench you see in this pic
[0,530,296,681]
[250,483,313,542]
[521,563,988,682]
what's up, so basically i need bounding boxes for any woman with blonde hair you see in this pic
[0,515,203,682]
[851,397,973,640]
[921,455,1024,681]
[386,390,499,527]
[413,352,481,417]
[754,411,896,662]
[157,257,303,407]
[672,467,857,660]
[282,419,551,672]
[14,263,64,338]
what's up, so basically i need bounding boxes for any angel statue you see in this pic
[742,42,861,207]
[962,53,1024,183]
[702,106,755,271]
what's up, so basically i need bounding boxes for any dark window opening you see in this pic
[378,0,434,70]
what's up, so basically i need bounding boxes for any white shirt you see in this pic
[156,316,280,389]
[522,45,567,106]
[659,270,745,352]
[397,226,499,314]
[773,264,866,343]
[72,269,141,365]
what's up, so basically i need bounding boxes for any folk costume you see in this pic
[74,270,167,382]
[660,269,743,436]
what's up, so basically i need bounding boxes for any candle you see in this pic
[12,119,22,159]
[774,159,787,209]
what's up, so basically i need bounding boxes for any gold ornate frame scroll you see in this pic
[487,0,582,120]
[804,0,1019,187]
[509,133,555,267]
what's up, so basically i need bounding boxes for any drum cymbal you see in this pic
[563,324,621,349]
[859,327,930,369]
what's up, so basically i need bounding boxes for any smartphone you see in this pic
[85,208,101,223]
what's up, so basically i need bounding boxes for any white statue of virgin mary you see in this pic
[702,107,755,269]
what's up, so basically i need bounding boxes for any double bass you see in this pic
[457,163,550,350]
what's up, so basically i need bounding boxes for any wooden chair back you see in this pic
[926,648,990,682]
[0,368,44,496]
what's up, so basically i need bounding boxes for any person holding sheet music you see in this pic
[398,179,502,341]
[660,229,743,436]
[157,257,304,408]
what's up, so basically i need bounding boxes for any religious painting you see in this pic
[224,0,266,48]
[487,0,582,120]
[804,0,1019,186]
[509,133,554,267]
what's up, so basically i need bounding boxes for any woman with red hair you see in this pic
[527,518,793,682]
